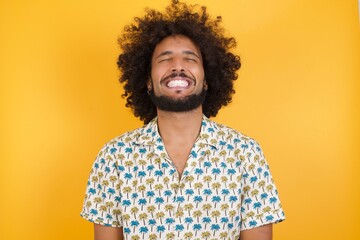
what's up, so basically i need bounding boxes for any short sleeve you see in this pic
[239,140,285,230]
[80,143,123,227]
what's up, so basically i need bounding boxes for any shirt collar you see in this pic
[134,117,161,146]
[134,115,218,150]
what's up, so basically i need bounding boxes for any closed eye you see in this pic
[158,58,171,63]
[185,58,197,62]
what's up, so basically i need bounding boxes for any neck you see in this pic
[156,107,203,144]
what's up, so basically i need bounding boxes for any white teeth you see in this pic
[167,80,189,88]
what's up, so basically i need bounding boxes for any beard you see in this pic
[149,88,207,113]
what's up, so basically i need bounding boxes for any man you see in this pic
[81,1,285,239]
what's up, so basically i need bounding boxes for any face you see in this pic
[148,35,207,112]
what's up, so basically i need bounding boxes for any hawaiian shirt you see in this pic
[81,116,285,239]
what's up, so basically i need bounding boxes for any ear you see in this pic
[203,79,208,91]
[147,78,152,91]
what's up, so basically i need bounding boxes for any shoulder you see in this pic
[205,118,261,149]
[97,124,149,156]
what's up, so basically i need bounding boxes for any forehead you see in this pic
[152,35,202,58]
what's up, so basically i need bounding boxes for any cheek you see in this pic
[188,66,205,80]
[151,64,169,81]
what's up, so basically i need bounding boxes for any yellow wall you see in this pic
[0,0,359,239]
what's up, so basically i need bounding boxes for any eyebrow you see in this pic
[156,50,201,60]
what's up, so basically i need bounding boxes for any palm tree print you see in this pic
[81,116,285,238]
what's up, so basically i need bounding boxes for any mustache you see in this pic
[161,72,195,83]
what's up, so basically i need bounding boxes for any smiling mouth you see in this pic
[161,72,194,89]
[166,79,190,88]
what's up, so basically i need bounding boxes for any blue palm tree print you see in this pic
[211,223,220,234]
[202,217,211,227]
[88,188,96,195]
[249,220,257,227]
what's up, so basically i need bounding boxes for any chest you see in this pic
[164,143,193,177]
[119,155,242,239]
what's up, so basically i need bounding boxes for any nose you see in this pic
[171,58,185,72]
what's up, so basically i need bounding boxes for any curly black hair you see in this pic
[117,0,241,124]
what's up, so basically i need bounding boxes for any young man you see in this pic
[81,1,285,239]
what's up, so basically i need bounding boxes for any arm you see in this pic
[94,224,124,240]
[239,223,272,240]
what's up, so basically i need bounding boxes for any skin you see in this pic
[94,224,123,240]
[240,224,273,240]
[94,35,273,240]
[149,35,206,103]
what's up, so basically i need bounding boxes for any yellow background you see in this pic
[0,0,359,239]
